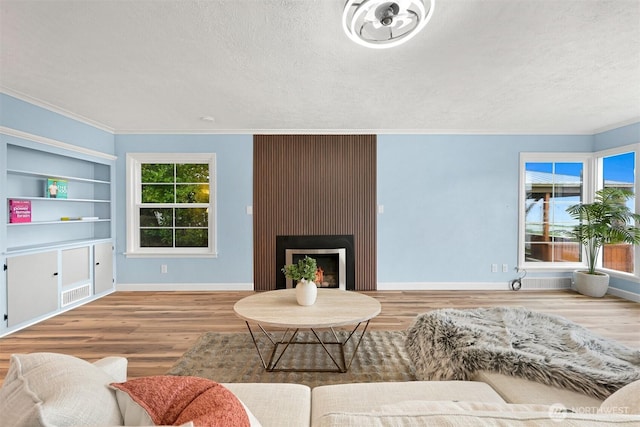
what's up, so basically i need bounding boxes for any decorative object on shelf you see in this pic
[342,0,435,49]
[45,178,68,199]
[566,188,640,297]
[8,199,31,223]
[282,256,319,306]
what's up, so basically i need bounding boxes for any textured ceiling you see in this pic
[1,0,639,134]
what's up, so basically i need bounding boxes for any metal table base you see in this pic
[244,320,371,373]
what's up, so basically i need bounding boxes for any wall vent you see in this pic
[61,284,91,307]
[521,277,571,290]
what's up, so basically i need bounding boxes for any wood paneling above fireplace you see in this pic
[253,135,377,291]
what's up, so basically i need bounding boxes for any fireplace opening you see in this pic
[276,235,355,290]
[286,248,346,290]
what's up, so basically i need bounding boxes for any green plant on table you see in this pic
[281,256,317,283]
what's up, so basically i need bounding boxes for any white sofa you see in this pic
[1,353,639,426]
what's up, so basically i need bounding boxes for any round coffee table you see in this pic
[233,289,381,372]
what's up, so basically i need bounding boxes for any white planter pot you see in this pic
[573,270,610,298]
[295,280,317,306]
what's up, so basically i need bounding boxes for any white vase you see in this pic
[573,270,610,298]
[295,279,317,306]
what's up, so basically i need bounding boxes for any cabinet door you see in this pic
[61,246,90,287]
[94,242,114,294]
[7,251,58,327]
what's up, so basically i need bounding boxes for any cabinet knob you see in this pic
[53,272,59,276]
[96,262,100,265]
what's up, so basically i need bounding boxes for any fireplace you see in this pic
[286,248,346,289]
[276,235,355,290]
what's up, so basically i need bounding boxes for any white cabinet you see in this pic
[1,135,116,336]
[62,246,91,288]
[4,242,114,331]
[6,251,58,327]
[94,242,114,295]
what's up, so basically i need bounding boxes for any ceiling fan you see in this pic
[342,0,435,49]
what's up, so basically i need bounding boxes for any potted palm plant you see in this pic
[566,187,640,297]
[282,256,318,305]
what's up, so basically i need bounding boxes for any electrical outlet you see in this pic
[161,264,167,274]
[491,264,498,273]
[502,263,508,273]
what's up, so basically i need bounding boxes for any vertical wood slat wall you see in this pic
[253,135,377,291]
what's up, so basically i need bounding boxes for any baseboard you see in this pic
[376,282,510,291]
[116,283,254,291]
[113,282,640,302]
[606,287,640,303]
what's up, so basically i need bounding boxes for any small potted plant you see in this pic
[282,256,318,305]
[566,187,640,297]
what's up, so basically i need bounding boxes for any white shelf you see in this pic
[7,196,110,203]
[7,168,110,184]
[8,219,110,226]
[5,237,113,255]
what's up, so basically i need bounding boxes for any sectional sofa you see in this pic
[1,352,639,426]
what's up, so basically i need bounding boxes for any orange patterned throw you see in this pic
[111,375,251,426]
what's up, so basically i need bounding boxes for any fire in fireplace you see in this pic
[276,235,355,290]
[286,248,346,289]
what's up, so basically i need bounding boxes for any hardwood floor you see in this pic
[1,289,638,382]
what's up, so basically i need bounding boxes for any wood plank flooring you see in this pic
[1,290,638,382]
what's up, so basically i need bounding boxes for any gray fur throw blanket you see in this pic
[405,307,640,399]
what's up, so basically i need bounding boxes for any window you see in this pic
[520,145,639,277]
[126,153,216,257]
[520,154,589,268]
[600,150,636,274]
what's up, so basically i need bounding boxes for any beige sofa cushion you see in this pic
[223,382,311,427]
[473,370,603,410]
[315,411,640,426]
[600,379,640,415]
[311,381,505,426]
[0,353,123,427]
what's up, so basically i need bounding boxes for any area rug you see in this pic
[167,330,414,388]
[406,306,640,399]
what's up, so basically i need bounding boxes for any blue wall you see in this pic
[114,134,253,287]
[3,93,639,294]
[0,94,114,155]
[377,134,592,286]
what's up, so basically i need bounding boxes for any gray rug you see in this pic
[406,307,640,399]
[167,330,415,388]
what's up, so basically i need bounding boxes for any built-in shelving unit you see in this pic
[1,131,116,336]
[5,143,112,253]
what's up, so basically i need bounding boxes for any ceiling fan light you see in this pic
[342,0,435,49]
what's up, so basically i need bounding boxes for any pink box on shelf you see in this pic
[9,199,32,223]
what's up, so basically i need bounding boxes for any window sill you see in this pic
[124,252,218,258]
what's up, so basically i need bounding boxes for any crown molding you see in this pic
[1,87,115,134]
[3,87,635,136]
[592,117,640,135]
[0,126,117,161]
[115,128,595,136]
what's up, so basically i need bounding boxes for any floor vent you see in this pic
[521,277,572,289]
[61,284,91,307]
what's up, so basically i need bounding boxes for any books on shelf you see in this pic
[45,178,68,199]
[9,199,32,223]
[60,216,100,221]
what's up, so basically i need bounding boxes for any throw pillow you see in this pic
[0,352,123,427]
[599,379,640,415]
[111,375,261,426]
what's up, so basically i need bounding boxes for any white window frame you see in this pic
[518,152,593,271]
[125,153,217,258]
[595,143,640,280]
